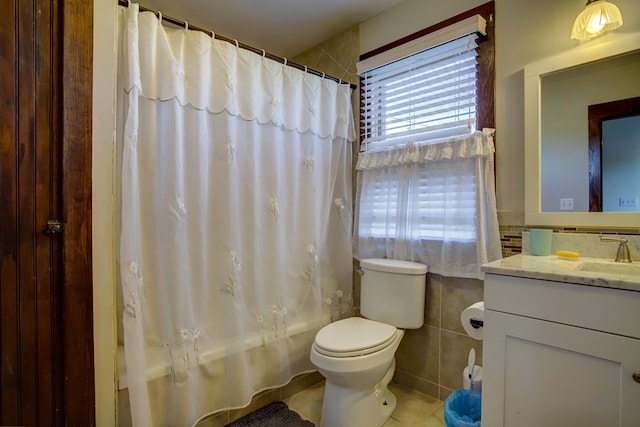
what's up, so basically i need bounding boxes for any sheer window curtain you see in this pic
[354,129,502,279]
[117,4,355,426]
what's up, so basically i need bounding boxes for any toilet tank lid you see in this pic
[360,258,428,274]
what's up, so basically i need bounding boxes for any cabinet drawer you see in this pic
[484,274,640,339]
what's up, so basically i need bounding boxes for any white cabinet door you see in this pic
[483,310,640,427]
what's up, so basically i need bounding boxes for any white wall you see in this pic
[359,0,488,54]
[93,0,118,424]
[360,0,640,214]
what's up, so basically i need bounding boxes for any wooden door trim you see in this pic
[588,96,640,212]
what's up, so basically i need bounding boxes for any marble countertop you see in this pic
[482,254,640,292]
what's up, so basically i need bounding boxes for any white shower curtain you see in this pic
[117,5,355,426]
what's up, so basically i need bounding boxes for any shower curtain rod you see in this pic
[117,0,357,90]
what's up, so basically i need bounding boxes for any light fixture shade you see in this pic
[571,0,623,40]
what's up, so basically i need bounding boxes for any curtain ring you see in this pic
[157,11,162,23]
[261,49,266,58]
[283,58,287,66]
[234,39,239,49]
[209,31,215,39]
[304,66,308,73]
[127,0,131,6]
[184,21,188,31]
[322,72,325,79]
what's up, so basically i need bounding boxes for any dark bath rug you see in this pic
[225,401,315,427]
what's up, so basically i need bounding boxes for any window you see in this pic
[353,3,501,279]
[356,161,479,242]
[361,34,480,150]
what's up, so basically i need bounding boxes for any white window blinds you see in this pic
[360,34,480,150]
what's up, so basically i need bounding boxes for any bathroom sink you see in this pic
[576,261,640,277]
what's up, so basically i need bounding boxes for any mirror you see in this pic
[541,55,640,213]
[524,32,640,226]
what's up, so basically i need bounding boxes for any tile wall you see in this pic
[291,24,360,116]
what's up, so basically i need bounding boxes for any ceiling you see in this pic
[138,0,405,58]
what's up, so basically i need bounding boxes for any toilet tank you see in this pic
[359,258,428,329]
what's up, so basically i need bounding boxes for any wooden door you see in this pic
[0,0,94,425]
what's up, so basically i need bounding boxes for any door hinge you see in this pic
[46,219,63,237]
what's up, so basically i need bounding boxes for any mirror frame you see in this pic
[524,32,640,227]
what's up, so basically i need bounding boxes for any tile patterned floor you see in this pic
[284,381,446,426]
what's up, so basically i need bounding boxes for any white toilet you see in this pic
[310,258,428,427]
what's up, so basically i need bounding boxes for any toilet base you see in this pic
[319,360,397,427]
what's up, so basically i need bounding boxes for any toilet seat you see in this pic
[313,317,398,358]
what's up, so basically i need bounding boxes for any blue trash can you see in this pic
[444,389,482,427]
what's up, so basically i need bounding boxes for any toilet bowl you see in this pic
[310,258,428,427]
[310,317,404,427]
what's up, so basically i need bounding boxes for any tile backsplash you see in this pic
[522,231,640,260]
[497,210,640,258]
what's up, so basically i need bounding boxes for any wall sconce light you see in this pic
[571,0,623,40]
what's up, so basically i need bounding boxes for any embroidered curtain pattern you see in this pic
[117,5,355,425]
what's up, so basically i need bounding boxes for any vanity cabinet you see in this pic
[482,273,640,427]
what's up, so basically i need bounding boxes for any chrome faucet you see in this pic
[600,236,632,263]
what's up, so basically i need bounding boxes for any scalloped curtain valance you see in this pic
[122,4,356,142]
[356,128,496,170]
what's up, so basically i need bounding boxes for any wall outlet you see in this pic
[619,197,639,208]
[560,198,574,211]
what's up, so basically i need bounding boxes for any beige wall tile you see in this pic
[440,330,483,391]
[320,26,359,68]
[396,325,439,383]
[313,52,350,82]
[425,274,441,328]
[291,24,359,86]
[392,370,439,400]
[441,277,483,334]
[118,388,132,427]
[439,386,454,402]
